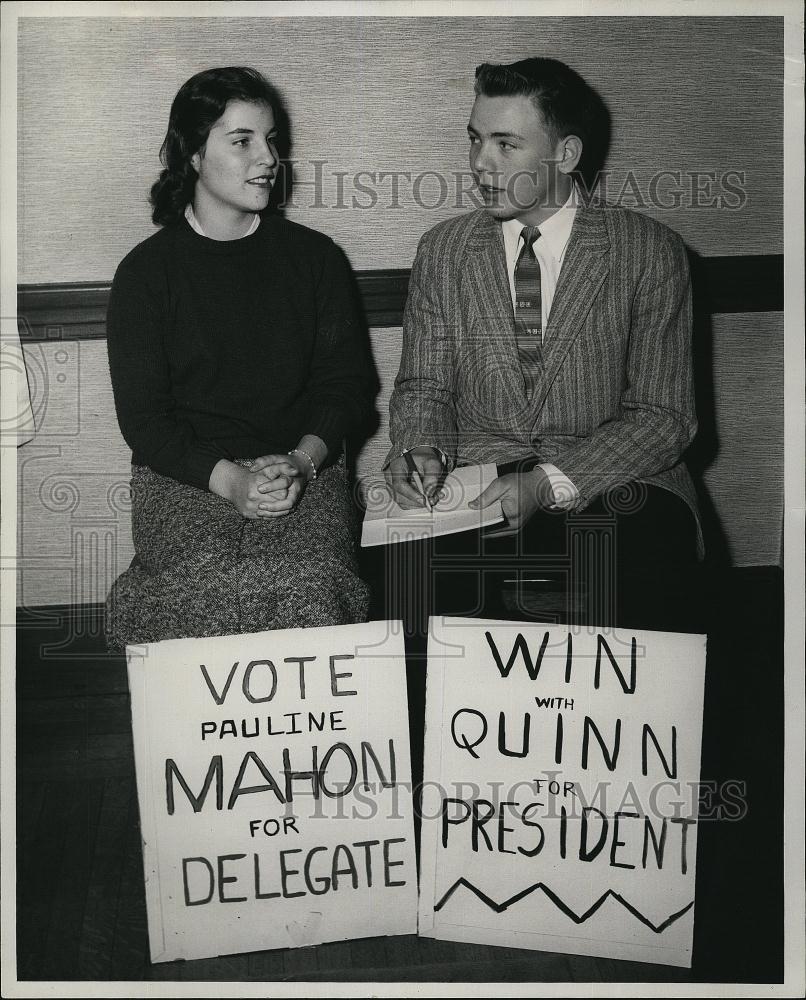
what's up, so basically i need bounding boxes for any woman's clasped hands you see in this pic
[250,453,313,517]
[212,454,313,520]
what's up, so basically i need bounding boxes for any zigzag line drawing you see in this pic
[433,878,694,933]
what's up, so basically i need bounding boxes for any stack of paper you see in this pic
[361,463,504,547]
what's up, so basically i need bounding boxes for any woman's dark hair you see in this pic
[150,66,279,226]
[474,58,610,190]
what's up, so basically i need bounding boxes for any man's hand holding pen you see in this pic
[384,446,446,509]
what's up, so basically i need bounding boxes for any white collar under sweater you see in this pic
[184,203,261,238]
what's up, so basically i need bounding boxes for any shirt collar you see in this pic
[184,203,260,238]
[502,186,578,263]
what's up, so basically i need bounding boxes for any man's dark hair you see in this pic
[474,58,610,187]
[149,66,281,226]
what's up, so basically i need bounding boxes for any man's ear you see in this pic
[557,134,583,174]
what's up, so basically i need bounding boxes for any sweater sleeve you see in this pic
[285,239,374,453]
[105,254,226,490]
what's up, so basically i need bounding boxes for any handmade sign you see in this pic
[127,620,417,963]
[419,617,707,967]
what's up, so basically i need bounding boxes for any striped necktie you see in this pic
[514,225,543,395]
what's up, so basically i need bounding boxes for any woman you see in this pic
[105,66,372,649]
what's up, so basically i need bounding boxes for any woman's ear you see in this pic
[190,151,201,174]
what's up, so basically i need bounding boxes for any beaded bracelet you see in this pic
[288,448,318,481]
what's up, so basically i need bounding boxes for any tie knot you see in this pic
[521,225,541,250]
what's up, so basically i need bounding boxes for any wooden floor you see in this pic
[15,568,784,984]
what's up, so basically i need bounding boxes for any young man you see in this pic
[384,58,702,632]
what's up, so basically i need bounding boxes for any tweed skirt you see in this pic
[104,459,370,650]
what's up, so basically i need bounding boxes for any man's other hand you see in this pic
[384,447,445,509]
[469,466,555,536]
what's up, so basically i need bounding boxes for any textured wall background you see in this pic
[15,14,786,605]
[18,15,783,281]
[17,310,784,607]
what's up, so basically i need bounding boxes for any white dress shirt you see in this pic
[501,188,580,509]
[501,189,577,336]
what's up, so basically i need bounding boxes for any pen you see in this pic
[403,451,434,509]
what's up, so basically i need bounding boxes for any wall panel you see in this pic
[16,311,783,607]
[16,331,401,608]
[699,312,784,567]
[18,15,783,282]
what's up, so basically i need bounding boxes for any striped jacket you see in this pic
[387,204,701,546]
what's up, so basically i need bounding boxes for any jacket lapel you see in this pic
[460,212,531,419]
[531,206,611,414]
[455,207,611,441]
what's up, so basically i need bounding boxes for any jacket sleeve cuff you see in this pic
[384,443,453,471]
[538,463,580,510]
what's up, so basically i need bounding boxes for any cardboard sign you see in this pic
[419,617,707,968]
[127,621,417,963]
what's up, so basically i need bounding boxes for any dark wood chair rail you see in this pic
[17,255,784,341]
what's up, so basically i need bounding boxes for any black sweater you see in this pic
[106,215,372,490]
